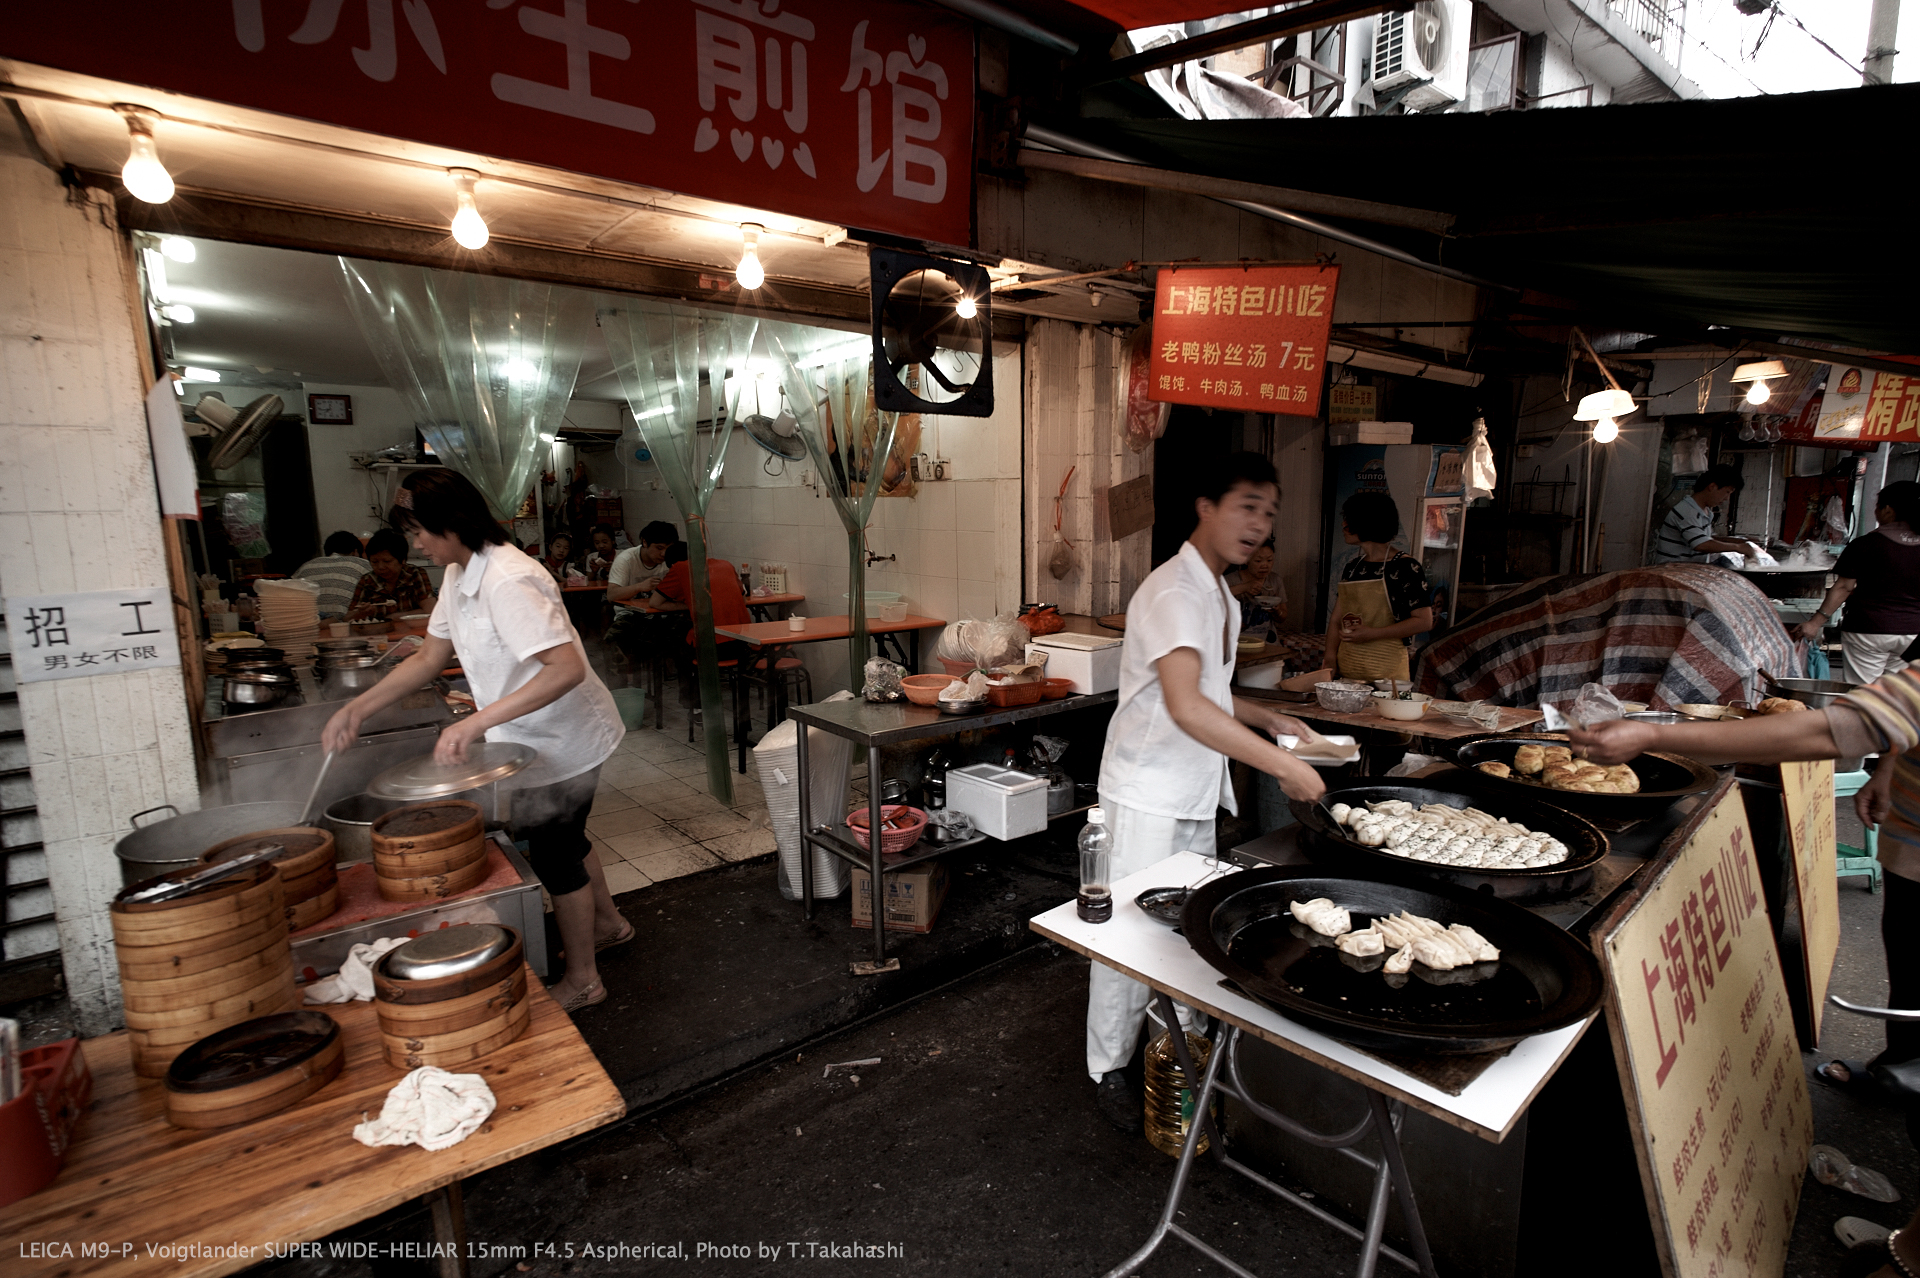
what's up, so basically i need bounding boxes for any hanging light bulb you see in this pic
[736,223,765,290]
[955,295,977,319]
[159,236,196,263]
[1745,380,1771,406]
[117,107,174,204]
[1592,417,1620,443]
[448,169,489,250]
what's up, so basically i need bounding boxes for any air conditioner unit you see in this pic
[1369,0,1470,111]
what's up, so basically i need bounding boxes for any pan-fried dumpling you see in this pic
[1288,897,1352,937]
[1477,761,1512,778]
[1335,928,1385,956]
[1512,745,1546,775]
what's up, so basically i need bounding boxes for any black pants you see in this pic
[509,766,601,897]
[1882,869,1920,1065]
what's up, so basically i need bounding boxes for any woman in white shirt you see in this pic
[322,470,627,1013]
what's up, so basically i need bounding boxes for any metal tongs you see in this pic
[120,843,286,904]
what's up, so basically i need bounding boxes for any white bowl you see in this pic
[1371,691,1431,721]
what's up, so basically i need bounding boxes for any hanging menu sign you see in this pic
[1147,266,1341,417]
[1596,787,1811,1278]
[1777,759,1840,1043]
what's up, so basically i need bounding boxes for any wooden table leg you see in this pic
[427,1181,470,1278]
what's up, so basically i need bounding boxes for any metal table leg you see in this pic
[866,742,887,964]
[426,1181,470,1278]
[1102,1025,1438,1278]
[797,703,813,920]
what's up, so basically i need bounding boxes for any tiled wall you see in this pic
[616,350,1025,692]
[0,155,199,1031]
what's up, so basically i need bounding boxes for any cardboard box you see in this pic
[851,860,949,933]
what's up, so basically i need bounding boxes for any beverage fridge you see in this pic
[1321,444,1468,640]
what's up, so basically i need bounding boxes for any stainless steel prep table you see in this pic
[789,691,1117,965]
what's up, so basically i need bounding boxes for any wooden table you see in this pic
[1235,689,1544,740]
[715,613,949,726]
[2,981,623,1278]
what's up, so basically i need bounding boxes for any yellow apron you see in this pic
[1335,574,1411,681]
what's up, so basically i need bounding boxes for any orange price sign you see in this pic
[1147,266,1341,417]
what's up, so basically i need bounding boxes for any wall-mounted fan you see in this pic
[740,406,806,460]
[201,393,285,471]
[869,248,993,417]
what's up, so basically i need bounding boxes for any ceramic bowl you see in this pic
[1371,691,1431,722]
[1313,681,1375,714]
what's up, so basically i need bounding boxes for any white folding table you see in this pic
[1030,852,1595,1278]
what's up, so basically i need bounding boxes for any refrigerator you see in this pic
[1322,444,1468,639]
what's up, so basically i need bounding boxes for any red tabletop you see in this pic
[562,582,607,593]
[617,592,806,613]
[716,613,947,646]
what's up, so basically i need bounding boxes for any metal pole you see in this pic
[1865,0,1901,84]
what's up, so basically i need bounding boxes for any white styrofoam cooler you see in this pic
[946,764,1049,840]
[1026,632,1123,695]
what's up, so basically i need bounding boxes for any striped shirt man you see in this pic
[292,553,369,618]
[1652,495,1718,563]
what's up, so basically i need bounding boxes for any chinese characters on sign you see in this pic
[5,589,182,686]
[1601,789,1811,1278]
[7,0,973,246]
[1147,267,1341,417]
[1777,759,1840,1041]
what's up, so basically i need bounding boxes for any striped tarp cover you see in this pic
[1415,564,1795,712]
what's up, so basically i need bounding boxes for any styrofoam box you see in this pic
[1026,632,1123,695]
[946,764,1049,841]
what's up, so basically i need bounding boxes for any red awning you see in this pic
[1065,0,1273,25]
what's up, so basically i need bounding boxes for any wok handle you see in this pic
[128,804,179,830]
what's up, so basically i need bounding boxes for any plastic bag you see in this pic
[1119,325,1171,454]
[935,615,1030,671]
[1464,418,1498,503]
[1541,682,1625,730]
[1030,735,1070,766]
[862,657,904,702]
[1384,753,1440,778]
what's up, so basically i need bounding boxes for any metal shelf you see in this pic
[789,689,1117,749]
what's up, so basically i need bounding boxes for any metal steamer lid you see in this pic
[366,741,535,799]
[385,924,512,980]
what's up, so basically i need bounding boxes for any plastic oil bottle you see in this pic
[1143,1028,1213,1157]
[1076,806,1112,923]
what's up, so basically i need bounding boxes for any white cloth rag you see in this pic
[353,1067,497,1152]
[302,937,408,1004]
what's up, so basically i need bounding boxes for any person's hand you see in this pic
[1267,712,1315,739]
[321,705,364,755]
[433,715,488,766]
[1341,624,1378,643]
[1858,763,1894,829]
[1792,618,1825,643]
[1272,757,1326,803]
[1566,719,1658,765]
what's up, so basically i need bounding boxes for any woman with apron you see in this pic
[1323,491,1433,682]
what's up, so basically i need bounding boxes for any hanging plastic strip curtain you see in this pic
[337,258,592,519]
[601,297,760,802]
[757,322,903,685]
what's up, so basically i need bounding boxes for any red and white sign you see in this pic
[5,0,974,246]
[1147,266,1341,417]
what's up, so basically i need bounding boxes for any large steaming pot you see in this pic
[114,802,309,886]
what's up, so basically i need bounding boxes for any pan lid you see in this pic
[384,924,512,980]
[366,741,534,799]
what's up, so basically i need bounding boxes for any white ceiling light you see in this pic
[955,295,978,319]
[1574,388,1634,422]
[736,223,765,290]
[182,366,221,382]
[633,403,676,421]
[1731,359,1787,407]
[160,236,196,263]
[116,106,174,204]
[448,168,489,250]
[160,304,195,324]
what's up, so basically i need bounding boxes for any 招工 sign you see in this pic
[7,0,974,247]
[1147,266,1341,417]
[5,588,182,685]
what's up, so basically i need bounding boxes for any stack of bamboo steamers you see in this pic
[370,800,487,900]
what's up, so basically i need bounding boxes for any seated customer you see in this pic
[606,520,678,603]
[293,531,369,619]
[583,525,620,583]
[347,528,437,619]
[540,532,576,584]
[648,543,751,707]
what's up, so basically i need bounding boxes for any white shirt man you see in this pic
[1089,455,1326,1134]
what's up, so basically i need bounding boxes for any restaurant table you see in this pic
[715,613,949,728]
[1031,851,1595,1278]
[1,981,624,1278]
[743,590,805,622]
[791,689,1116,965]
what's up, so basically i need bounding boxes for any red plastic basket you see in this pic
[846,804,929,854]
[0,1038,91,1208]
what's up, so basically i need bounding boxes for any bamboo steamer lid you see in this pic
[370,801,484,853]
[163,1011,344,1129]
[202,828,339,927]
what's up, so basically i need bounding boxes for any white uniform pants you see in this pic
[1842,631,1916,687]
[1086,799,1214,1081]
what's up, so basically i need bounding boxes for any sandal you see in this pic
[595,919,636,952]
[1810,1145,1901,1203]
[559,981,607,1013]
[1817,1059,1888,1099]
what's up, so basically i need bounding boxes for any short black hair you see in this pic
[589,524,617,544]
[323,531,363,556]
[640,520,678,546]
[365,528,410,562]
[1880,481,1920,526]
[1693,464,1743,494]
[1197,452,1279,506]
[390,469,507,552]
[1342,491,1401,543]
[663,540,690,567]
[548,532,572,551]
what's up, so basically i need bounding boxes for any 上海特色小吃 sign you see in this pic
[1147,266,1341,417]
[5,589,182,685]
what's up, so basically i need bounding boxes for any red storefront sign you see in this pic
[1147,266,1341,417]
[1859,373,1920,441]
[5,0,974,247]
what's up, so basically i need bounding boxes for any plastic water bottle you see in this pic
[1077,806,1113,923]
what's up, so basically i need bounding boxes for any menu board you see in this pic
[1597,788,1812,1278]
[1148,266,1341,417]
[1777,759,1840,1042]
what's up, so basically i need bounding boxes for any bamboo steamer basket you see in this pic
[200,827,340,931]
[112,864,297,1077]
[163,1011,343,1129]
[371,802,485,902]
[373,926,529,1069]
